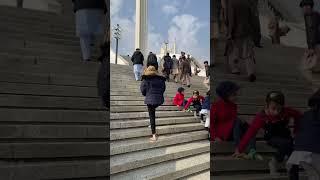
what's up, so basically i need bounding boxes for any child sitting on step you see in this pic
[210,81,258,159]
[233,91,302,176]
[173,87,187,110]
[200,91,211,128]
[183,90,205,117]
[287,88,320,180]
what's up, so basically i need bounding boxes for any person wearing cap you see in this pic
[233,91,302,176]
[131,48,144,81]
[140,66,166,142]
[287,88,320,180]
[300,0,320,92]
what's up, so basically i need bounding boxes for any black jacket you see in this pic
[131,51,144,65]
[72,0,107,13]
[304,12,320,49]
[294,109,320,153]
[140,75,166,105]
[163,56,173,70]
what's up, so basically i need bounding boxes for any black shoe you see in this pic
[231,72,240,75]
[249,74,256,82]
[187,85,191,88]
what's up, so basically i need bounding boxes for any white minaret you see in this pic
[173,38,177,54]
[135,0,148,60]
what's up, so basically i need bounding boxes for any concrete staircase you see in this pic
[110,64,210,179]
[0,5,107,180]
[211,34,312,179]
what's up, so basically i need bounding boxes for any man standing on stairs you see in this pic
[147,52,159,70]
[72,0,107,62]
[131,48,145,81]
[300,0,320,92]
[225,0,257,82]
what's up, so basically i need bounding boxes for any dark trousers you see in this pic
[147,105,159,134]
[267,137,299,179]
[193,104,202,114]
[17,0,23,8]
[163,68,171,81]
[180,100,188,107]
[229,118,256,152]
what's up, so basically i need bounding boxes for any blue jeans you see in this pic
[232,118,256,153]
[133,64,143,81]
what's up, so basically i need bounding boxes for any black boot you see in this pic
[249,74,256,82]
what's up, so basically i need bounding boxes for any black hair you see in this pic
[300,0,314,8]
[216,81,240,100]
[266,91,285,106]
[177,87,185,93]
[206,90,210,96]
[204,61,208,64]
[193,90,200,95]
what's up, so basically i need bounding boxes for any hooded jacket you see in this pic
[131,51,144,65]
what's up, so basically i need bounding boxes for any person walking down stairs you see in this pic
[72,0,107,62]
[224,0,257,82]
[131,48,144,81]
[140,66,166,142]
[180,56,192,87]
[172,55,180,83]
[163,53,173,82]
[300,0,320,92]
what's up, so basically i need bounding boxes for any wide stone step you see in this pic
[0,6,74,23]
[0,15,75,32]
[110,123,205,140]
[111,116,199,129]
[0,124,107,139]
[0,33,79,46]
[110,130,208,155]
[0,94,103,110]
[0,52,99,67]
[111,111,193,120]
[0,159,107,179]
[110,153,210,180]
[211,141,275,154]
[111,106,188,113]
[181,171,210,180]
[110,141,210,174]
[212,157,273,173]
[0,36,80,52]
[0,82,98,97]
[0,142,107,159]
[0,58,100,77]
[0,71,97,87]
[213,174,307,180]
[0,108,106,123]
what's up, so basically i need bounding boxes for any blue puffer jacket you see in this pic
[202,96,210,110]
[140,75,166,105]
[294,109,320,153]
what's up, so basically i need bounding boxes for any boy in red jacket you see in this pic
[173,87,187,110]
[233,91,302,176]
[184,90,205,116]
[210,81,259,158]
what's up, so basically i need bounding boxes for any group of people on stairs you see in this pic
[211,80,320,180]
[131,49,207,88]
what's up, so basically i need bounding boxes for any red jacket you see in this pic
[237,107,302,153]
[173,92,185,106]
[184,96,205,109]
[210,99,238,141]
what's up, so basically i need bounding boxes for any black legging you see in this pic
[147,105,159,134]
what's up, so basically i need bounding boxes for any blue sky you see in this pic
[111,0,210,62]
